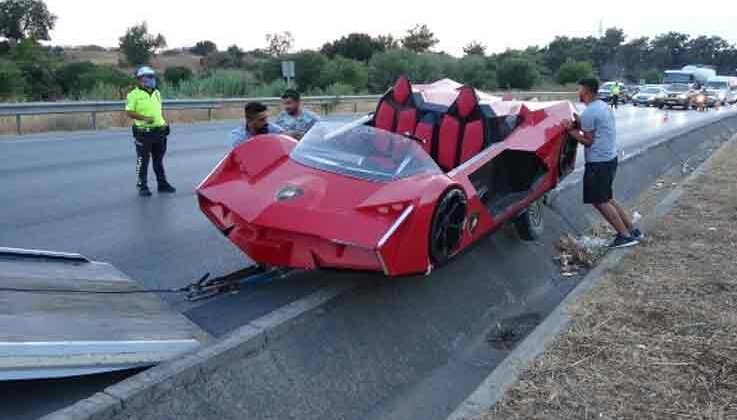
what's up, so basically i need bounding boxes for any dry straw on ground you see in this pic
[485,142,737,420]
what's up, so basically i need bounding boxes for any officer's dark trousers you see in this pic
[134,131,168,187]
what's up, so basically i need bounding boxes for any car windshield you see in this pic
[667,84,689,92]
[290,121,442,183]
[642,88,660,94]
[706,81,728,90]
[600,82,614,90]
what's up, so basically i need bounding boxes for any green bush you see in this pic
[157,70,287,99]
[291,50,330,91]
[556,60,593,85]
[368,49,417,92]
[163,66,193,86]
[57,61,98,97]
[497,58,540,90]
[453,55,497,90]
[322,56,368,91]
[641,69,662,84]
[0,59,25,99]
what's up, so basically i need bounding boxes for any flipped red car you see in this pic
[197,77,578,276]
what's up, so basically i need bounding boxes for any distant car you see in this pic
[662,84,697,109]
[632,86,666,107]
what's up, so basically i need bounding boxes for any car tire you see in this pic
[513,198,545,241]
[429,188,467,266]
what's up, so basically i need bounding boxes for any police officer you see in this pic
[125,66,175,197]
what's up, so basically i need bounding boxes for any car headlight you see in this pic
[678,94,688,99]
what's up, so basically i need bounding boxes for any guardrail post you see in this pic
[208,108,213,121]
[15,114,21,135]
[353,102,358,113]
[91,111,97,130]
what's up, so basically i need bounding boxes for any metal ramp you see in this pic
[0,247,208,380]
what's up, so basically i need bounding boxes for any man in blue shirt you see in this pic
[275,89,320,140]
[565,78,642,249]
[230,102,284,148]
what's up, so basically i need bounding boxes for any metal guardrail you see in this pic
[0,92,575,135]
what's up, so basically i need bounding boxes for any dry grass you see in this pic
[62,49,204,73]
[485,141,737,420]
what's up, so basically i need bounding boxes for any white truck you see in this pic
[663,65,717,88]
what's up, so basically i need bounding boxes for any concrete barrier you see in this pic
[42,113,737,420]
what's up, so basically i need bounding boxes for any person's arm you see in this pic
[126,111,154,124]
[125,93,154,124]
[564,112,595,147]
[567,127,594,147]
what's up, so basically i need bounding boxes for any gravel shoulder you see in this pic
[484,140,737,419]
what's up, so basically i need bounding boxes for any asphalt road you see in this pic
[2,104,736,419]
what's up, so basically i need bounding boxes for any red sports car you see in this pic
[197,77,578,276]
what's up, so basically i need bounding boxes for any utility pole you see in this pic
[598,19,604,38]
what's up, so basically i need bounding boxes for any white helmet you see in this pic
[135,66,156,77]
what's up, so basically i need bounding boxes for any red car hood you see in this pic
[197,135,426,249]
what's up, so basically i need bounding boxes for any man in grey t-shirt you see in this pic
[565,78,641,249]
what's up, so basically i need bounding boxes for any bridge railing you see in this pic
[0,92,576,135]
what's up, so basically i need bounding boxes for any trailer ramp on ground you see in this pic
[0,247,207,380]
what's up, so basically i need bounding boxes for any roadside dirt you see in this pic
[484,140,737,419]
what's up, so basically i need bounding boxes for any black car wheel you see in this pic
[514,198,545,241]
[429,188,467,265]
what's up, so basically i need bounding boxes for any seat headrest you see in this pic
[391,76,412,105]
[454,86,479,119]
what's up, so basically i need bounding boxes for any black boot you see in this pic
[138,185,152,197]
[158,182,176,193]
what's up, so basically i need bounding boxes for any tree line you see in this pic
[1,0,736,101]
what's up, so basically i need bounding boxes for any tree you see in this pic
[190,40,217,56]
[454,55,496,90]
[618,37,650,81]
[497,57,539,90]
[641,69,662,84]
[543,36,597,76]
[686,36,729,66]
[265,32,293,56]
[592,27,625,78]
[118,22,166,65]
[57,61,97,96]
[651,32,690,69]
[322,55,368,90]
[226,45,246,67]
[320,33,385,62]
[463,41,486,56]
[12,39,60,99]
[368,49,416,91]
[0,0,57,42]
[376,34,399,50]
[164,66,193,86]
[401,24,438,53]
[556,60,593,85]
[290,50,329,90]
[0,58,25,98]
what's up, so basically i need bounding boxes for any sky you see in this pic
[45,0,737,56]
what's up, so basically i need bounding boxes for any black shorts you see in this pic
[583,158,618,204]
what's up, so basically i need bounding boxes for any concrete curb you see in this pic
[41,282,355,420]
[446,131,737,420]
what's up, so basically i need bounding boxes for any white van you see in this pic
[704,76,737,106]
